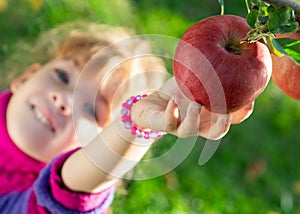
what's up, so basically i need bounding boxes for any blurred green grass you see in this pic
[1,0,300,213]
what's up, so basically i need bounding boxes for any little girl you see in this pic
[0,22,253,213]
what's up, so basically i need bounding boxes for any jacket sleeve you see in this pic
[27,149,116,214]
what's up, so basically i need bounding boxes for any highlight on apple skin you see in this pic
[271,30,300,101]
[173,15,272,114]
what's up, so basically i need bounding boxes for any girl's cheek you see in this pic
[76,118,101,146]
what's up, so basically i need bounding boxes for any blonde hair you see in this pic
[2,21,168,113]
[59,23,168,109]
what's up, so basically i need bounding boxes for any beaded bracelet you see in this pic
[121,94,167,139]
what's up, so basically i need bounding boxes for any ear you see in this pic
[231,101,254,124]
[10,63,41,93]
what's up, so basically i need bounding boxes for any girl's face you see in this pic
[6,58,111,162]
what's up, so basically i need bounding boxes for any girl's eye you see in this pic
[86,105,98,121]
[55,69,69,84]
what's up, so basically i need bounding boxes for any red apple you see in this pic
[271,30,300,101]
[173,15,272,113]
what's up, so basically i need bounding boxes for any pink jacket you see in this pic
[0,90,115,213]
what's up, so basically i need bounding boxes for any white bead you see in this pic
[124,121,132,129]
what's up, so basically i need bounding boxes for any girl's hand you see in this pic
[131,77,254,140]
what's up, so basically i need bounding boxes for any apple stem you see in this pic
[218,0,225,15]
[220,4,224,15]
[245,0,251,14]
[244,27,275,43]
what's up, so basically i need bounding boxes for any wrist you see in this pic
[121,94,166,139]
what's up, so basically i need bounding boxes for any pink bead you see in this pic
[121,94,166,140]
[131,126,137,135]
[132,96,137,103]
[122,102,130,109]
[121,114,130,122]
[144,131,150,139]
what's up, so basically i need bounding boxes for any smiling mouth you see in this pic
[31,105,56,133]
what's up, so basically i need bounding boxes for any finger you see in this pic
[164,97,179,131]
[172,95,190,120]
[231,101,254,124]
[199,114,232,140]
[147,111,166,131]
[176,102,201,138]
[147,97,177,131]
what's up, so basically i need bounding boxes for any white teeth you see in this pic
[34,108,48,125]
[31,105,55,133]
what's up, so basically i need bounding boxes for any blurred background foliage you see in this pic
[1,0,300,213]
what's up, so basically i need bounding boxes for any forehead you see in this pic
[43,58,78,74]
[60,48,92,70]
[78,49,124,83]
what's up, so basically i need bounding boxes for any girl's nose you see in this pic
[50,91,72,116]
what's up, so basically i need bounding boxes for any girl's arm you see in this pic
[61,117,153,193]
[61,77,254,193]
[61,92,202,193]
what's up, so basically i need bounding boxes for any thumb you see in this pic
[199,114,232,140]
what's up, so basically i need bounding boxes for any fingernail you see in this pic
[222,115,232,124]
[191,102,200,113]
[172,96,179,105]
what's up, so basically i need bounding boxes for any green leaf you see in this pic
[271,37,287,55]
[266,5,275,13]
[257,5,270,24]
[265,36,286,57]
[251,0,268,7]
[275,38,300,65]
[247,9,259,28]
[258,15,269,24]
[267,7,299,34]
[260,5,269,16]
[250,0,260,5]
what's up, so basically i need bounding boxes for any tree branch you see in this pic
[262,0,300,17]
